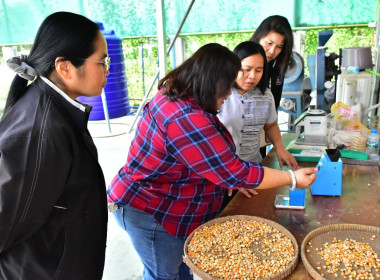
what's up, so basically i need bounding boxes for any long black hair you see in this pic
[250,15,293,77]
[158,43,241,115]
[232,41,268,94]
[4,11,99,115]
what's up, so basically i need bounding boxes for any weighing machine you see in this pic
[294,109,327,146]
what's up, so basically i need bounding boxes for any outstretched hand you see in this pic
[294,167,318,189]
[276,148,299,170]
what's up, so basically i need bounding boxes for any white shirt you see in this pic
[218,87,277,162]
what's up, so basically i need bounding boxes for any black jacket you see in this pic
[267,60,284,110]
[0,78,108,279]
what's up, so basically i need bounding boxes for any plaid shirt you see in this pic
[107,90,264,238]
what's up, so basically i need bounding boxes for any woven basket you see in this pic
[184,215,299,280]
[301,223,380,280]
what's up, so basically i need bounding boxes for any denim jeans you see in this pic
[113,204,193,280]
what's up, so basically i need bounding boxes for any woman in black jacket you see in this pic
[0,12,109,279]
[250,15,294,111]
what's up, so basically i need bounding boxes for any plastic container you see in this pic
[289,189,306,206]
[366,129,379,156]
[350,132,366,152]
[77,22,130,120]
[350,137,366,152]
[326,114,337,149]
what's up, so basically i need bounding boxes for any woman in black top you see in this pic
[250,15,294,110]
[251,15,294,158]
[0,12,109,279]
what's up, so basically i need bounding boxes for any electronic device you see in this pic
[274,194,305,210]
[294,109,327,146]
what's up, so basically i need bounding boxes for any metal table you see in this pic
[219,134,380,279]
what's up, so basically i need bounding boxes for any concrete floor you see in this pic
[88,116,144,280]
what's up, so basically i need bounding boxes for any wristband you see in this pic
[287,170,296,191]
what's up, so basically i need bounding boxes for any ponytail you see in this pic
[3,55,39,116]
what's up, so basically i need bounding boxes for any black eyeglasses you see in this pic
[78,55,111,71]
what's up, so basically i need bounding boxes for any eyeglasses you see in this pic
[78,55,111,71]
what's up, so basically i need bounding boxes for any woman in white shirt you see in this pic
[219,41,298,168]
[218,41,299,208]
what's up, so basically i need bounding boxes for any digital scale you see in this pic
[274,194,305,210]
[294,109,327,146]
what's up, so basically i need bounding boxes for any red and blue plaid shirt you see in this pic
[107,90,264,238]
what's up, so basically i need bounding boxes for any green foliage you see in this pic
[123,27,375,104]
[0,27,376,111]
[183,32,252,55]
[122,32,253,102]
[122,38,160,104]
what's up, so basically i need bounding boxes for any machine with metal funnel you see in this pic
[280,31,339,132]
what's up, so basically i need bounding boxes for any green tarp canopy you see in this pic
[0,0,376,45]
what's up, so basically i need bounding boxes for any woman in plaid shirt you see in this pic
[107,43,317,279]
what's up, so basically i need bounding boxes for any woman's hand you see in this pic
[263,122,298,170]
[276,148,299,170]
[227,188,259,198]
[239,188,259,198]
[294,167,318,188]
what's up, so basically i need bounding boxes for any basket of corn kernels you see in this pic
[184,215,299,280]
[301,224,380,280]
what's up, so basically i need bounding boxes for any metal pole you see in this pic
[372,6,380,115]
[78,0,86,15]
[156,0,167,78]
[141,41,146,97]
[315,47,326,110]
[128,70,160,133]
[101,91,112,133]
[166,1,195,56]
[128,0,196,133]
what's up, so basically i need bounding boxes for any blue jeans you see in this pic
[113,204,193,280]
